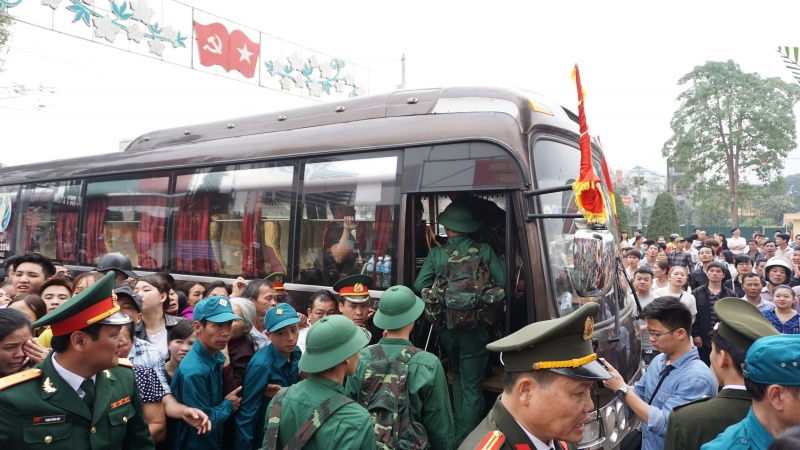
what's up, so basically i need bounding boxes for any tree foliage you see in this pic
[646,192,680,240]
[0,13,11,70]
[662,60,800,228]
[614,192,630,235]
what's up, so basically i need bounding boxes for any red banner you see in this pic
[194,21,260,78]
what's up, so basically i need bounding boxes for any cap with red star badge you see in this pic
[265,272,287,291]
[33,272,130,336]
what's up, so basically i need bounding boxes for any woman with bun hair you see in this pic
[135,274,186,360]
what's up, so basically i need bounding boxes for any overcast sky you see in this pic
[2,0,800,176]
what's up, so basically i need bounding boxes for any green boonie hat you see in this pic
[743,334,800,385]
[488,302,611,381]
[299,315,368,373]
[713,298,778,351]
[193,296,243,323]
[333,274,372,304]
[373,285,424,330]
[33,272,130,336]
[438,203,480,234]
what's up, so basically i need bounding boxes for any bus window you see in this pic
[83,174,169,269]
[299,154,401,287]
[172,163,296,277]
[0,186,19,264]
[532,139,616,320]
[16,181,82,264]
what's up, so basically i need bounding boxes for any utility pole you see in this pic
[397,54,406,89]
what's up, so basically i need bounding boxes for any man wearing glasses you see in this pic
[602,297,716,450]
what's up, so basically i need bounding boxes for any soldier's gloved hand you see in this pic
[181,407,211,434]
[226,386,243,412]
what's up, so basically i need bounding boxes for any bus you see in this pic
[0,86,640,448]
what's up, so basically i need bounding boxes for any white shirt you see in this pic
[52,353,96,398]
[297,326,309,354]
[727,236,747,255]
[687,247,699,264]
[514,419,556,450]
[653,287,698,315]
[147,328,169,361]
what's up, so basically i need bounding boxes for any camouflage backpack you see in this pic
[357,345,428,450]
[422,242,505,330]
[262,386,353,450]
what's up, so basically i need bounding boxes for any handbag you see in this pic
[618,364,676,450]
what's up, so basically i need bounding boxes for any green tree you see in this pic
[614,192,630,235]
[646,192,680,240]
[0,13,11,69]
[662,60,800,228]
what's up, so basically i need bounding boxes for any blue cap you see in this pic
[743,334,800,385]
[193,296,243,323]
[264,303,300,332]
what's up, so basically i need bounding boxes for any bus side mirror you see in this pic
[571,227,614,297]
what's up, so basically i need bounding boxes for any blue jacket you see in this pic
[234,344,301,450]
[701,407,774,450]
[170,340,233,449]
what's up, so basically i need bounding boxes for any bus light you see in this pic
[528,99,554,116]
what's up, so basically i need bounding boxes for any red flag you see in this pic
[194,21,260,79]
[571,64,607,225]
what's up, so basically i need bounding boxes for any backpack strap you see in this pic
[368,343,388,362]
[262,387,289,450]
[397,345,421,365]
[282,394,354,450]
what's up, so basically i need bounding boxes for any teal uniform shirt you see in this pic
[170,340,234,450]
[265,374,376,450]
[664,388,752,450]
[414,235,506,294]
[700,407,774,450]
[345,338,456,450]
[234,344,301,450]
[0,353,154,450]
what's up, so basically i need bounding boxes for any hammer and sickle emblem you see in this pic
[203,35,223,54]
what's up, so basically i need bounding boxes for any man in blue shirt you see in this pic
[171,296,244,449]
[602,296,717,450]
[234,303,302,450]
[702,334,800,449]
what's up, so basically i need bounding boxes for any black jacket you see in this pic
[691,284,736,347]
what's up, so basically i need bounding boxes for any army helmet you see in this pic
[438,203,480,234]
[95,252,138,278]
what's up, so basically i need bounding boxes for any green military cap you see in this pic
[713,297,778,351]
[33,272,130,336]
[333,274,372,304]
[265,272,287,291]
[298,315,368,373]
[438,203,480,233]
[373,285,424,330]
[743,334,800,386]
[488,302,611,381]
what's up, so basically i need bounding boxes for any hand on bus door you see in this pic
[598,358,625,391]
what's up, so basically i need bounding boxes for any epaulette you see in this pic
[673,395,711,411]
[117,358,134,368]
[477,430,506,450]
[0,368,42,390]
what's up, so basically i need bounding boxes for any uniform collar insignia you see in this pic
[104,370,112,379]
[43,377,57,393]
[583,316,594,341]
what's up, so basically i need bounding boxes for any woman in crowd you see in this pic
[177,280,206,308]
[204,280,230,298]
[720,250,737,278]
[6,295,47,335]
[222,297,258,449]
[164,320,196,384]
[0,308,49,377]
[165,288,180,316]
[763,284,800,334]
[651,261,670,291]
[39,277,73,313]
[0,286,11,305]
[724,255,753,298]
[718,233,729,253]
[135,274,186,360]
[653,265,698,323]
[70,270,103,296]
[656,248,668,265]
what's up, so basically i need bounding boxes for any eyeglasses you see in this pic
[648,329,677,339]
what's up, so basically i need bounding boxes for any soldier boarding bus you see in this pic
[0,86,641,448]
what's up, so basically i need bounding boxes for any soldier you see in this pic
[262,314,374,449]
[345,285,456,450]
[664,297,779,449]
[701,333,800,449]
[334,274,380,345]
[0,271,154,449]
[459,302,611,450]
[265,272,294,307]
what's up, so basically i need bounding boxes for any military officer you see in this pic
[345,285,456,450]
[265,272,294,306]
[334,274,380,344]
[701,334,800,449]
[664,298,779,450]
[459,302,611,450]
[262,314,375,449]
[0,271,154,449]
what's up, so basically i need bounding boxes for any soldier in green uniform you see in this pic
[334,274,380,345]
[459,302,611,450]
[414,202,506,445]
[0,272,154,449]
[701,333,800,450]
[346,285,456,450]
[262,314,375,450]
[664,297,779,450]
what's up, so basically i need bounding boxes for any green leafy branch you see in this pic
[777,46,800,84]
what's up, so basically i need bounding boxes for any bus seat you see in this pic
[209,213,243,275]
[263,220,287,273]
[102,222,139,267]
[299,220,324,270]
